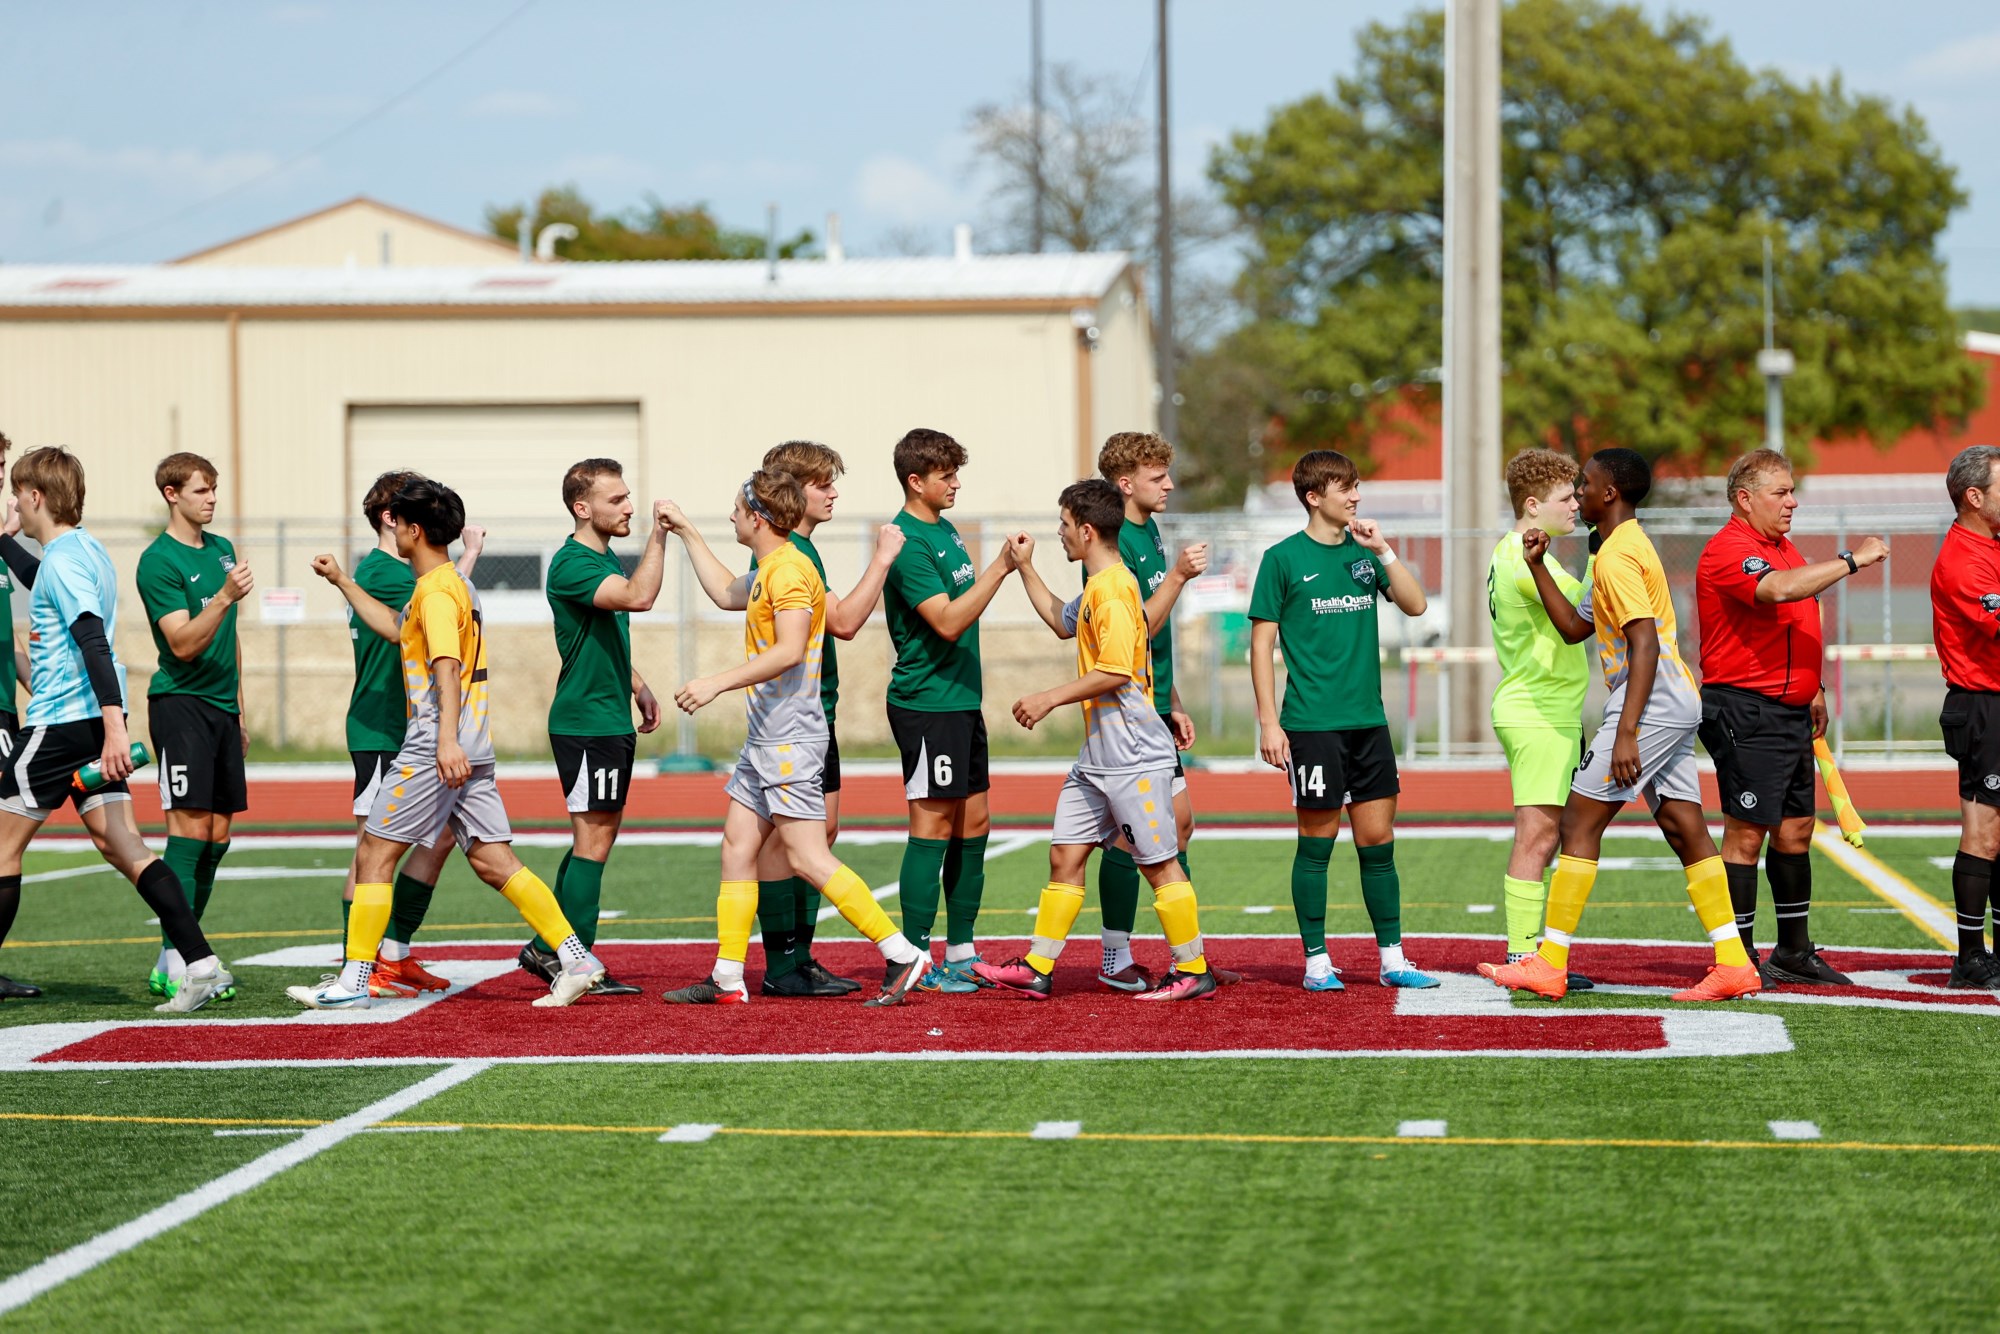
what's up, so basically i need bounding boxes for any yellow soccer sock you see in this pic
[818,865,897,944]
[500,867,578,955]
[1685,856,1751,967]
[1150,879,1208,974]
[346,882,393,965]
[1025,882,1087,974]
[1536,855,1598,970]
[716,880,758,964]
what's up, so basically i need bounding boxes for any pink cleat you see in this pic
[972,957,1053,1000]
[1133,969,1218,1001]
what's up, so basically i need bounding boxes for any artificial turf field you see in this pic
[1,824,1996,1331]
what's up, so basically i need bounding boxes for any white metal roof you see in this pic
[0,252,1132,310]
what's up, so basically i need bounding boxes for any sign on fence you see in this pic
[259,588,307,625]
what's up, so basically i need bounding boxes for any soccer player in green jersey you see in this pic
[882,428,1024,990]
[135,453,253,1001]
[339,470,484,996]
[1249,450,1440,991]
[660,441,904,996]
[1487,448,1595,987]
[516,458,668,996]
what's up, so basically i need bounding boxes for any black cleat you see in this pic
[761,965,853,997]
[0,974,42,999]
[1749,948,1781,991]
[662,977,749,1004]
[797,957,862,994]
[863,953,928,1007]
[1762,945,1852,986]
[1567,972,1595,992]
[1947,950,2000,990]
[517,942,560,984]
[587,973,643,996]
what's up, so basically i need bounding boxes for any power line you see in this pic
[42,0,540,262]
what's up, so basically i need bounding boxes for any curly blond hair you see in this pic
[1097,431,1174,482]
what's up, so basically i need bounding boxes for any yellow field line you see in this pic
[3,1108,1996,1156]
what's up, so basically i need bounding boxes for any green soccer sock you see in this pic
[1098,845,1140,937]
[161,835,205,948]
[1357,841,1403,947]
[1502,874,1548,956]
[1292,835,1334,958]
[560,855,605,950]
[791,875,818,954]
[943,833,988,949]
[341,896,351,962]
[759,878,801,978]
[384,871,437,945]
[194,839,229,921]
[1176,848,1192,882]
[532,851,575,952]
[898,836,949,952]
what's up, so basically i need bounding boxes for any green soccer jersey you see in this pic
[1487,531,1590,732]
[750,530,839,723]
[1119,516,1174,713]
[346,548,416,752]
[135,529,240,713]
[0,563,16,716]
[1248,528,1389,731]
[883,510,982,712]
[547,536,635,738]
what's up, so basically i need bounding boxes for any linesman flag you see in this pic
[1814,738,1867,847]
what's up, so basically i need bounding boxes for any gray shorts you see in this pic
[368,756,513,851]
[1052,764,1181,865]
[1571,714,1701,812]
[724,739,828,823]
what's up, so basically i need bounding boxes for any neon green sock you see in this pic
[1503,874,1549,957]
[1098,844,1140,936]
[161,835,205,948]
[943,834,988,947]
[1291,835,1334,958]
[898,836,949,951]
[1357,841,1402,947]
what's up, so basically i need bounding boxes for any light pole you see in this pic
[1759,235,1794,455]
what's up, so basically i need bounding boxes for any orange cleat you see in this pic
[1669,963,1763,1002]
[375,956,450,993]
[1477,953,1569,1000]
[367,969,417,999]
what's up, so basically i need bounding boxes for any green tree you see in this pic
[486,186,814,262]
[1199,0,1981,490]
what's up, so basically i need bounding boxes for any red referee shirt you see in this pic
[1932,520,2000,693]
[1696,515,1824,706]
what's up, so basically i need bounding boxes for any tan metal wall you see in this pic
[177,201,517,268]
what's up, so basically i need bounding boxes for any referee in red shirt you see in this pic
[1932,444,2000,990]
[1697,449,1885,986]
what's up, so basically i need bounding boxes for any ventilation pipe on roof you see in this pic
[536,223,577,261]
[953,223,973,261]
[766,203,779,283]
[518,221,531,263]
[379,230,392,267]
[825,212,843,264]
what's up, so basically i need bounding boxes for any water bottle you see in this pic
[72,742,152,794]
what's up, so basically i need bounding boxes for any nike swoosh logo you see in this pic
[1302,573,1320,582]
[1098,970,1152,992]
[937,550,947,557]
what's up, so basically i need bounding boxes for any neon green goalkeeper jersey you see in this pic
[1486,531,1590,732]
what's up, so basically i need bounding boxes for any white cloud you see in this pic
[1902,28,2000,84]
[0,139,284,193]
[854,154,966,225]
[464,90,568,119]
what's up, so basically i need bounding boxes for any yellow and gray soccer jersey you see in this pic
[398,562,494,764]
[1581,522,1700,730]
[1072,564,1177,774]
[743,543,829,746]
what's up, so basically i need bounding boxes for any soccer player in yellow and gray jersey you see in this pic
[1480,447,1759,1003]
[293,476,604,1009]
[983,478,1215,1001]
[661,469,928,1006]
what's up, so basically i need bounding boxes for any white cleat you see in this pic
[284,974,372,1011]
[533,965,605,1008]
[157,962,236,1014]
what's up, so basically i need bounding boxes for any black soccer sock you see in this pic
[136,859,212,963]
[0,873,20,946]
[1952,852,1994,960]
[1724,860,1759,955]
[1765,849,1813,953]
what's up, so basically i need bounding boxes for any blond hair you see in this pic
[12,446,86,526]
[763,440,845,486]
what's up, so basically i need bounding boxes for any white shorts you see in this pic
[1571,715,1701,813]
[725,739,828,823]
[1051,764,1181,865]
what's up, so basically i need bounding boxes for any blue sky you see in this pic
[5,1,1999,300]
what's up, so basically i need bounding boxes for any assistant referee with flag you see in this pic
[1696,448,1885,986]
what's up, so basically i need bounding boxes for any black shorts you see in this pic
[149,694,247,815]
[0,711,17,763]
[888,704,990,801]
[551,733,638,814]
[823,729,843,795]
[1940,687,2000,808]
[0,717,130,819]
[1285,726,1399,810]
[1698,685,1815,824]
[1158,711,1186,783]
[350,750,399,818]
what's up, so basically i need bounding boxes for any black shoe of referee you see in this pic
[1762,944,1853,986]
[1947,950,2000,990]
[0,974,41,999]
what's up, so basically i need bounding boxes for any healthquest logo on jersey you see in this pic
[1310,594,1373,615]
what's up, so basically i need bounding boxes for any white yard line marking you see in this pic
[0,1059,491,1318]
[21,865,119,886]
[1466,904,1495,914]
[1031,1120,1083,1140]
[1812,828,1956,948]
[1243,905,1275,915]
[1397,1120,1448,1138]
[657,1123,722,1143]
[1768,1120,1821,1141]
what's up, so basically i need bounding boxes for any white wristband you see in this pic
[1380,548,1399,567]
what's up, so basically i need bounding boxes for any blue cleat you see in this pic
[1379,967,1441,989]
[1303,967,1345,992]
[918,957,989,994]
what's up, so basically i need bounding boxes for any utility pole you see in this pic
[1442,0,1502,749]
[1758,234,1794,456]
[1155,0,1177,443]
[1031,0,1045,254]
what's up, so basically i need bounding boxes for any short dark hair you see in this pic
[154,452,218,498]
[1947,445,2000,512]
[388,476,466,548]
[561,458,624,514]
[892,428,966,491]
[1292,449,1358,508]
[1060,477,1124,540]
[362,469,422,534]
[1591,447,1653,506]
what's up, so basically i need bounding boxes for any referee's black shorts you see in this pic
[1697,684,1814,825]
[1940,686,2000,808]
